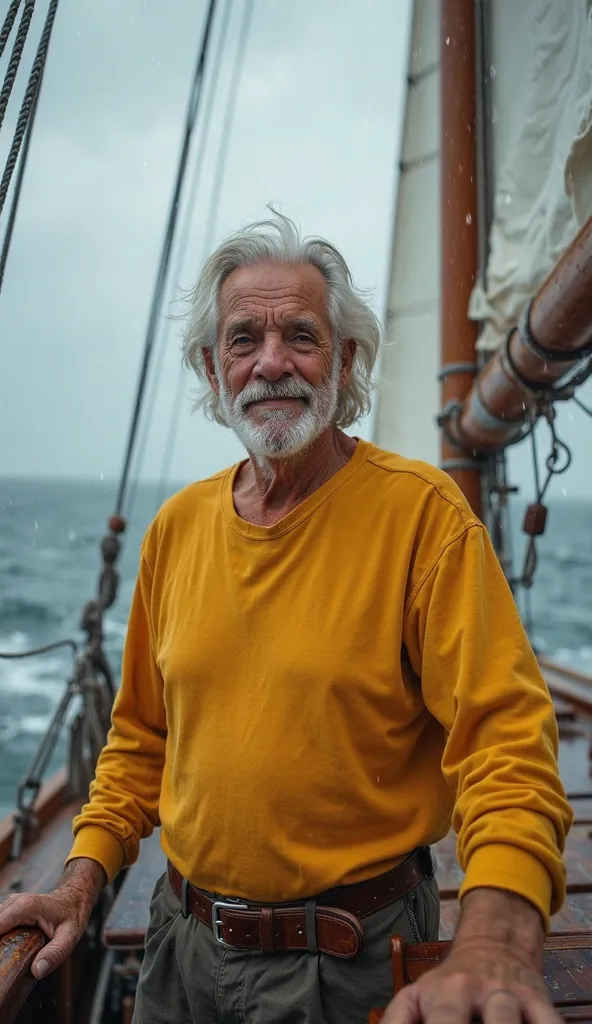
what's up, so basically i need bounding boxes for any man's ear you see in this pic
[203,348,220,396]
[339,338,356,387]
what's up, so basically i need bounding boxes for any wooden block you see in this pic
[102,830,166,949]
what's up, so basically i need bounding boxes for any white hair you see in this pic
[180,208,381,428]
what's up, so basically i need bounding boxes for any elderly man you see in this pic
[0,211,572,1024]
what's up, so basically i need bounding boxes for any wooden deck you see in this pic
[2,656,592,1022]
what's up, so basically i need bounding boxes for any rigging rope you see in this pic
[124,0,234,523]
[154,0,255,512]
[0,637,77,659]
[0,51,44,293]
[512,401,573,598]
[0,1,25,59]
[0,0,59,219]
[113,0,219,520]
[0,0,35,132]
[574,394,592,418]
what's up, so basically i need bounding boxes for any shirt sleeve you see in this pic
[403,521,573,928]
[66,551,166,882]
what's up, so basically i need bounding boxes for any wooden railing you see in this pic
[0,768,70,870]
[0,927,47,1024]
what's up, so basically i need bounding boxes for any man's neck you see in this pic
[233,427,358,527]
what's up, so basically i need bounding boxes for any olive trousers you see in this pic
[132,871,440,1024]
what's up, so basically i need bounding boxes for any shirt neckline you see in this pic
[221,436,372,540]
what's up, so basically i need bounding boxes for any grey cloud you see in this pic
[1,0,410,487]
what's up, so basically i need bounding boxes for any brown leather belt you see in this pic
[167,847,433,959]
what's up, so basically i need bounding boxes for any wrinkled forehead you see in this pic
[218,262,330,329]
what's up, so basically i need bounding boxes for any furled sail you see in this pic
[470,0,592,352]
[374,0,592,461]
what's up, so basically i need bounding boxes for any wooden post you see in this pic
[440,0,483,516]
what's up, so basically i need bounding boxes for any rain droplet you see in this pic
[445,36,450,45]
[465,213,472,225]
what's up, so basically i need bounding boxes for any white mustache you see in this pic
[238,379,313,410]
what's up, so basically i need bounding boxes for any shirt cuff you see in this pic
[66,825,126,884]
[459,843,553,932]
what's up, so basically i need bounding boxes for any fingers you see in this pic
[482,989,522,1024]
[479,985,562,1024]
[0,894,85,981]
[381,979,473,1024]
[380,985,420,1024]
[522,993,563,1024]
[32,921,80,979]
[0,895,55,938]
[0,896,41,935]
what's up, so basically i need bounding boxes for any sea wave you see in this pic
[0,630,71,698]
[104,616,127,640]
[0,596,62,626]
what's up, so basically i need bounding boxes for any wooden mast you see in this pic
[439,0,483,517]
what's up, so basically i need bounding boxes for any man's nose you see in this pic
[253,334,293,381]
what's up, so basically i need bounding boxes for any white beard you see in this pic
[216,353,341,458]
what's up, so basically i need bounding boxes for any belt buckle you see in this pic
[211,900,248,946]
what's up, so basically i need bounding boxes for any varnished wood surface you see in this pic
[369,936,592,1022]
[0,801,82,897]
[401,938,592,1003]
[0,770,70,870]
[103,829,166,948]
[0,928,46,1024]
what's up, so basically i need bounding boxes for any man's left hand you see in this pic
[381,937,560,1022]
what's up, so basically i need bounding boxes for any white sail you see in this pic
[373,0,441,464]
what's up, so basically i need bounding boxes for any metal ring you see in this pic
[437,362,479,381]
[502,327,548,396]
[483,988,519,1004]
[440,458,483,471]
[518,299,592,363]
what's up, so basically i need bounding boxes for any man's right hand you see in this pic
[0,857,105,979]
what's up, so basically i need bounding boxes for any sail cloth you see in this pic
[470,0,592,352]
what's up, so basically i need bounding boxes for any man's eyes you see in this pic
[229,332,316,347]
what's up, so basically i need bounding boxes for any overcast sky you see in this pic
[0,0,411,488]
[0,0,589,499]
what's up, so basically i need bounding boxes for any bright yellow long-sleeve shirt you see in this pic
[68,439,571,925]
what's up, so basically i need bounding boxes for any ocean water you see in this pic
[0,477,591,821]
